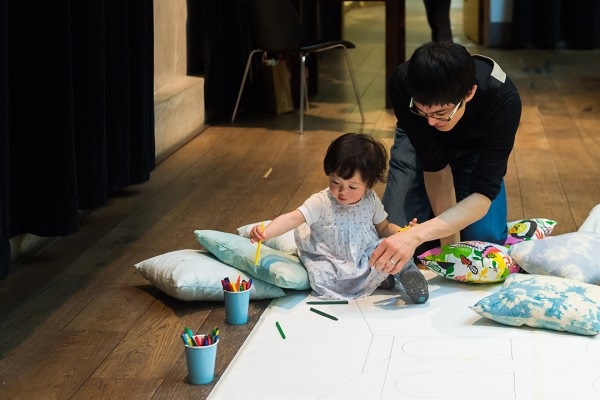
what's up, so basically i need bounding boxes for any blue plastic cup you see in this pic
[185,338,218,385]
[223,289,250,325]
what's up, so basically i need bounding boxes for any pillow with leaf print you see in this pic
[470,273,600,335]
[503,218,557,246]
[417,241,520,283]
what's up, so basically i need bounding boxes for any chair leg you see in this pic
[342,48,365,122]
[299,53,307,134]
[232,49,263,123]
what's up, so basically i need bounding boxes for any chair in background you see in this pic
[231,0,365,134]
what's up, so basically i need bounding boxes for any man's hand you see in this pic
[369,231,420,275]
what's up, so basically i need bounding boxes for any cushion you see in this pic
[508,231,600,285]
[194,230,310,290]
[134,249,286,301]
[236,220,298,254]
[418,241,520,283]
[470,273,600,335]
[503,218,557,246]
[579,204,600,233]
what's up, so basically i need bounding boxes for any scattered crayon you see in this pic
[309,307,338,321]
[276,321,286,339]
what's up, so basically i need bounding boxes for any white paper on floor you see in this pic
[208,271,600,400]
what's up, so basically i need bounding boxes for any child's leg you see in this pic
[378,274,396,290]
[398,260,429,304]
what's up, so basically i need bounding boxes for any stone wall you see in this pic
[153,0,206,162]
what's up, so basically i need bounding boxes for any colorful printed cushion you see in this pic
[134,249,286,301]
[470,273,600,335]
[194,230,310,290]
[503,218,557,246]
[418,241,520,283]
[507,231,600,285]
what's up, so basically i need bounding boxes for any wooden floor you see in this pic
[1,2,599,399]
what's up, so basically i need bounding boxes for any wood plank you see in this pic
[2,4,600,400]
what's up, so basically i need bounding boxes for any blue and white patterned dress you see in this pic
[294,188,389,299]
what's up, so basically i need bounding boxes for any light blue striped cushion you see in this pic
[470,273,600,335]
[195,230,310,290]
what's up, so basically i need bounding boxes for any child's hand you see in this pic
[398,218,418,232]
[249,224,267,244]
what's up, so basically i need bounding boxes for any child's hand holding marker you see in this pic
[181,326,219,347]
[398,218,418,232]
[249,221,267,244]
[251,221,266,265]
[221,276,252,292]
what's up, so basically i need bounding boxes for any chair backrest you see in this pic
[249,0,303,52]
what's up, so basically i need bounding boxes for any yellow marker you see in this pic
[398,222,418,232]
[254,221,265,265]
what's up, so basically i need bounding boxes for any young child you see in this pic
[250,133,429,302]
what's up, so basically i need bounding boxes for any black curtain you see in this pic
[511,0,600,49]
[187,0,251,123]
[1,0,9,279]
[0,0,155,278]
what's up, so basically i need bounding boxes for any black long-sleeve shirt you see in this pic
[389,55,522,201]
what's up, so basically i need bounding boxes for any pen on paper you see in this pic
[276,321,286,339]
[306,301,348,305]
[309,307,338,321]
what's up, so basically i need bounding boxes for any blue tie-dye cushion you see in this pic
[507,231,600,284]
[470,273,600,335]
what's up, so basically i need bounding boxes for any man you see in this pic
[423,0,453,42]
[371,41,522,276]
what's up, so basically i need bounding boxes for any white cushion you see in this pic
[134,249,286,301]
[508,231,600,284]
[236,220,297,254]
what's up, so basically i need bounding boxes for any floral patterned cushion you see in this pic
[508,231,600,284]
[470,273,600,335]
[503,218,557,246]
[418,241,520,283]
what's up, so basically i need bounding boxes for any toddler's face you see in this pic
[328,172,367,206]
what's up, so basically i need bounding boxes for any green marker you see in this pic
[309,307,338,321]
[276,321,286,339]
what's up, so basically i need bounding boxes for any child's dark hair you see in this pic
[323,133,387,188]
[408,41,476,106]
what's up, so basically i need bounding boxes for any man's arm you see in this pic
[369,192,491,274]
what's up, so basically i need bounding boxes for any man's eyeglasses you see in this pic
[409,98,463,122]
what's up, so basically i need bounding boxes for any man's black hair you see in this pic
[407,41,476,106]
